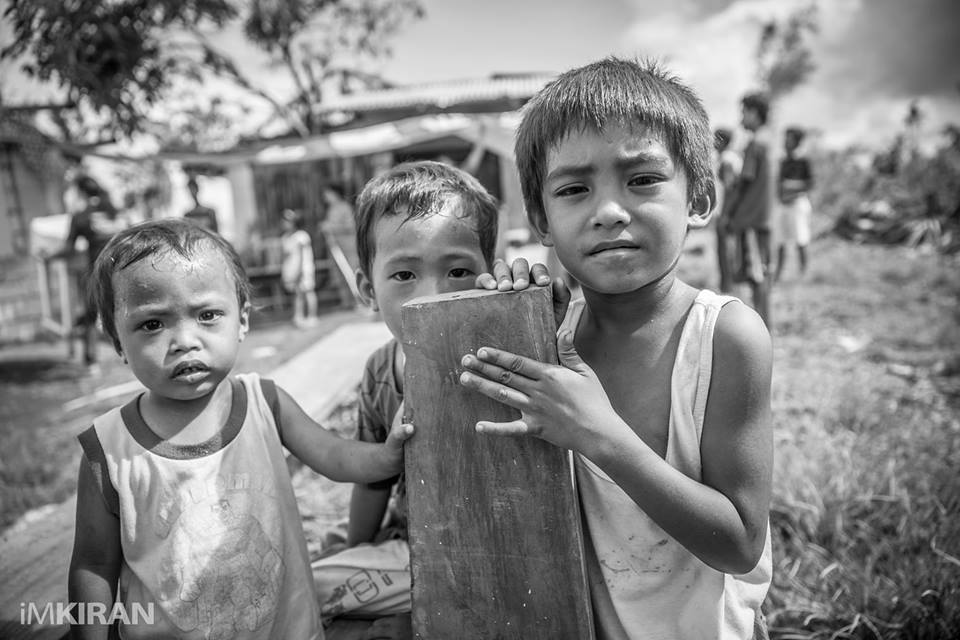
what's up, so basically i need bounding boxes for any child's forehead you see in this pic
[372,205,485,258]
[553,120,666,147]
[546,121,674,165]
[114,251,235,292]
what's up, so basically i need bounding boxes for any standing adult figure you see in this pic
[726,92,775,326]
[50,174,127,366]
[183,176,219,233]
[713,128,742,293]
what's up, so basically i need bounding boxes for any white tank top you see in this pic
[561,290,772,640]
[84,373,321,639]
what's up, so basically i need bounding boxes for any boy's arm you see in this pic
[459,303,772,574]
[276,386,412,483]
[346,485,391,545]
[68,455,122,640]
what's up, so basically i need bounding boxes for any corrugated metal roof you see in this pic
[314,74,555,115]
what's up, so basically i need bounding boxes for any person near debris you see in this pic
[774,126,815,281]
[726,91,776,325]
[713,127,742,293]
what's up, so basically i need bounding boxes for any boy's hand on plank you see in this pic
[475,258,571,328]
[459,330,622,454]
[384,404,415,464]
[475,257,551,292]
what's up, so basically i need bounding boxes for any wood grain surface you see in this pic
[402,286,593,639]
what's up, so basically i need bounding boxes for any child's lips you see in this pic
[171,361,210,380]
[588,240,639,255]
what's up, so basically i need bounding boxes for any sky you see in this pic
[2,0,959,151]
[372,0,960,150]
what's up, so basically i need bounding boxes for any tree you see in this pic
[755,3,819,102]
[1,0,424,147]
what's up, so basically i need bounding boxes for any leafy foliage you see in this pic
[2,0,237,140]
[756,4,819,101]
[1,0,424,146]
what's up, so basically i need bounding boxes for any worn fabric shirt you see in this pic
[66,202,127,269]
[356,339,407,532]
[728,130,775,231]
[562,292,772,640]
[778,156,814,202]
[78,374,321,640]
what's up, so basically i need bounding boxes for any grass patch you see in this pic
[766,238,960,638]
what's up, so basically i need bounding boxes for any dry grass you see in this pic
[765,237,960,639]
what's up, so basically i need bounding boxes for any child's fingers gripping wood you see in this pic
[383,421,414,452]
[475,257,552,291]
[459,330,622,455]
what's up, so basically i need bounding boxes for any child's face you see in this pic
[740,105,762,132]
[112,251,249,402]
[784,133,800,153]
[358,201,488,342]
[536,123,710,295]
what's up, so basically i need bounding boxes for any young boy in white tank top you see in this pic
[465,58,774,639]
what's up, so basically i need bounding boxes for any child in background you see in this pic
[68,219,412,640]
[726,92,776,325]
[281,208,320,328]
[312,161,501,633]
[774,127,814,282]
[460,58,773,639]
[714,127,742,293]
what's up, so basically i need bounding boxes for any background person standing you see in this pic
[48,174,127,367]
[281,208,319,328]
[726,92,775,326]
[775,127,815,282]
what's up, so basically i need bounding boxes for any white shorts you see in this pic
[778,194,812,247]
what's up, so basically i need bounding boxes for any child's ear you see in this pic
[530,208,555,247]
[686,184,716,230]
[355,270,379,311]
[238,303,251,341]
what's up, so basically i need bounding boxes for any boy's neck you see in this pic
[580,272,692,334]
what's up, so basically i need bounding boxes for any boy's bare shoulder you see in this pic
[714,300,772,365]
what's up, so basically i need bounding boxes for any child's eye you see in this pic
[140,319,162,332]
[554,184,588,198]
[449,268,475,279]
[199,310,225,323]
[628,174,662,187]
[390,271,415,282]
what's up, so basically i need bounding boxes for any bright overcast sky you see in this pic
[375,0,960,149]
[2,0,958,151]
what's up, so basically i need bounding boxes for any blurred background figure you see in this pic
[183,176,219,233]
[320,185,363,306]
[47,174,128,367]
[713,127,742,293]
[726,91,775,325]
[775,126,815,282]
[281,208,319,328]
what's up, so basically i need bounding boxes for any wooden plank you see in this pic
[401,286,594,639]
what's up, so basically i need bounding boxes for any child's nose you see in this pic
[169,323,202,352]
[593,198,631,228]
